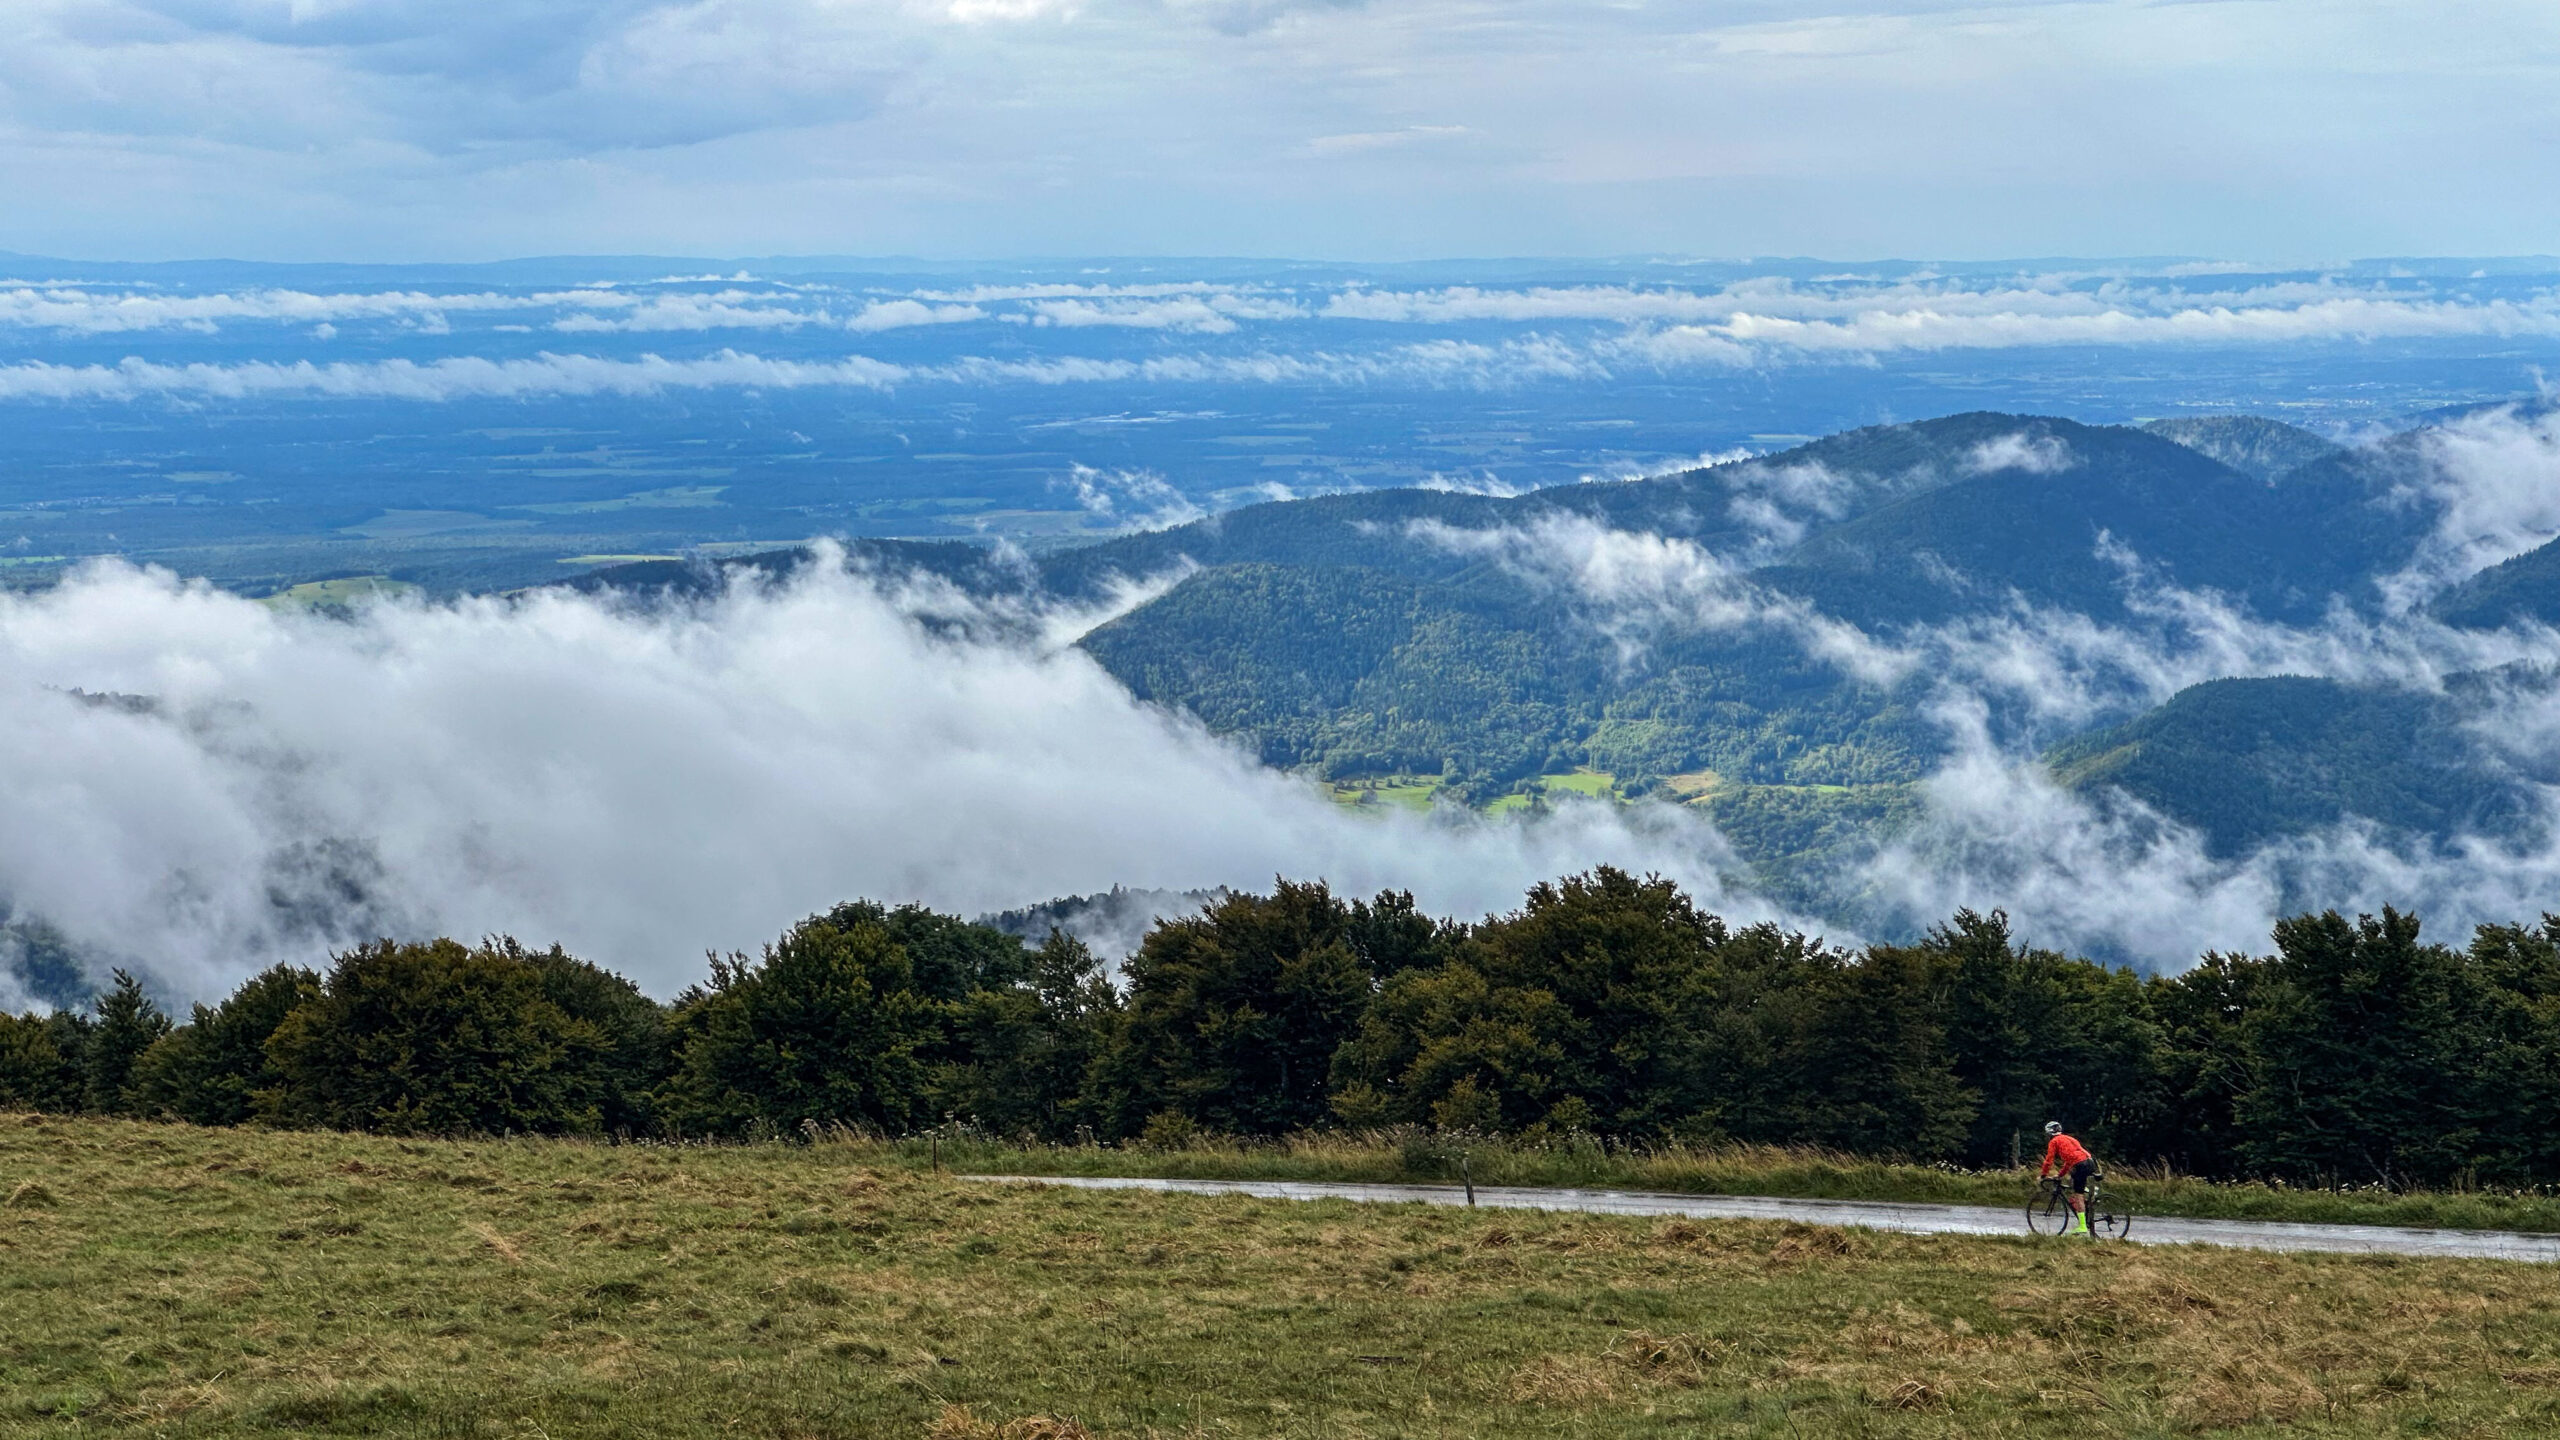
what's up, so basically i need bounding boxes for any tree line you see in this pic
[7,868,2560,1190]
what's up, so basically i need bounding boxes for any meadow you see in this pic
[10,1115,2560,1438]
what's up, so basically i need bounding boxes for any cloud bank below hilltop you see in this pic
[9,408,2560,1008]
[0,551,1782,1009]
[12,488,2560,1011]
[7,272,2560,404]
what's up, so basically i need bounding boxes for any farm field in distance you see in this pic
[1326,770,1627,813]
[9,1117,2560,1438]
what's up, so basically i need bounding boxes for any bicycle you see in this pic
[2028,1170,2133,1240]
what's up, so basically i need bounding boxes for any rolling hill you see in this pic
[568,401,2560,929]
[2045,675,2536,857]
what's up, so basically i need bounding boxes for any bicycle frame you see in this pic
[2028,1169,2133,1240]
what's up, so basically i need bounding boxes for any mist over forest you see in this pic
[4,258,2560,1013]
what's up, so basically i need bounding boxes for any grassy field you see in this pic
[1325,778,1447,813]
[1539,770,1619,800]
[9,1117,2560,1438]
[1329,771,1624,815]
[903,1131,2560,1236]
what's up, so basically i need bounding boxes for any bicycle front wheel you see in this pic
[2091,1202,2133,1241]
[2026,1186,2074,1236]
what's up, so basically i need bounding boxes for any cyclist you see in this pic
[2037,1120,2096,1235]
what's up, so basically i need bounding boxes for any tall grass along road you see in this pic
[15,1116,2560,1437]
[973,1175,2560,1263]
[900,1131,2560,1235]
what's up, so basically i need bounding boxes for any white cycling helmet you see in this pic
[2043,1121,2064,1136]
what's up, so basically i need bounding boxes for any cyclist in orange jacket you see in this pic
[2038,1121,2095,1235]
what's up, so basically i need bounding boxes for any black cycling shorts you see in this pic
[2067,1158,2096,1194]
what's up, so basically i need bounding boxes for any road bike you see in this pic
[2028,1170,2133,1240]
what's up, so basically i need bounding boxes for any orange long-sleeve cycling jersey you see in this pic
[2041,1133,2091,1175]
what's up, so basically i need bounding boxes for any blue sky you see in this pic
[4,1,2558,262]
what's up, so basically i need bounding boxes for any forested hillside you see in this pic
[2138,414,2343,481]
[2433,534,2560,629]
[1061,410,2491,795]
[565,401,2560,929]
[1059,407,2559,891]
[12,872,2560,1190]
[2046,675,2540,856]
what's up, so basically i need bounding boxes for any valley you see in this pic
[547,401,2560,940]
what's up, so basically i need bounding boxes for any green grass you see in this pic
[1540,769,1616,798]
[12,1115,2560,1438]
[1325,777,1448,812]
[13,1116,2560,1438]
[901,1131,2560,1236]
[1331,770,1622,815]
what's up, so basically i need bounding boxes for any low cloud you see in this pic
[0,333,1614,403]
[2379,403,2560,606]
[847,299,990,332]
[1328,279,2560,360]
[1852,703,2560,970]
[1421,509,2554,737]
[1718,458,1855,551]
[1302,124,1470,156]
[23,508,2560,1006]
[1964,432,2075,475]
[1020,294,1303,334]
[1394,505,2560,966]
[0,285,533,334]
[0,552,1790,1005]
[1852,712,2291,962]
[1417,470,1537,498]
[0,351,909,402]
[1409,514,1903,679]
[549,294,988,334]
[23,274,2560,370]
[1644,294,2560,358]
[1063,464,1207,531]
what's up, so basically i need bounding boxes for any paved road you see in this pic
[968,1174,2560,1263]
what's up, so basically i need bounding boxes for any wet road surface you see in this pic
[967,1174,2560,1263]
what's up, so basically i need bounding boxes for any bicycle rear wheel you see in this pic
[2026,1186,2074,1236]
[2091,1202,2133,1241]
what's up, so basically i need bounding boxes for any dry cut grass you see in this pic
[5,1113,2560,1437]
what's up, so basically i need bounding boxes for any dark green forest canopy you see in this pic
[2434,533,2560,630]
[15,871,2560,1191]
[2137,415,2344,483]
[2045,674,2546,858]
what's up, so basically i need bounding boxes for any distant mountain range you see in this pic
[582,400,2560,927]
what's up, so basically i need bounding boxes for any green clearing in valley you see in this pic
[1325,777,1448,812]
[1329,770,1623,815]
